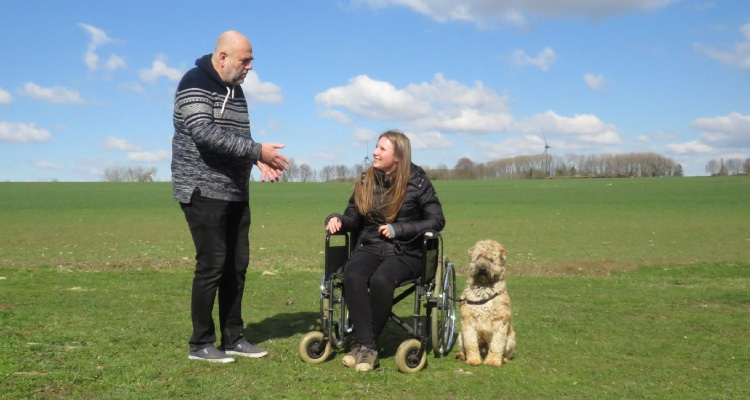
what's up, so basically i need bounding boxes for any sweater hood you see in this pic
[195,54,236,116]
[195,54,223,86]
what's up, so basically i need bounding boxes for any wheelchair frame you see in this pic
[299,230,457,373]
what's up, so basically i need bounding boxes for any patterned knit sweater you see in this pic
[171,54,262,203]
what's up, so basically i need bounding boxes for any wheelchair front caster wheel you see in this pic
[299,331,331,364]
[395,339,427,373]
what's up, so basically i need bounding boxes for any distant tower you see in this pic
[543,133,552,177]
[361,143,371,170]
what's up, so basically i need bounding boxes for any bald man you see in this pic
[172,30,289,363]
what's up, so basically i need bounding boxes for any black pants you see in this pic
[180,189,250,351]
[342,247,421,349]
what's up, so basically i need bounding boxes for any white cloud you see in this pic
[353,127,377,143]
[118,82,146,94]
[412,108,515,133]
[511,47,557,71]
[316,74,432,120]
[319,109,352,125]
[241,71,283,103]
[666,140,715,154]
[475,135,546,159]
[34,160,64,170]
[406,73,508,111]
[127,149,171,163]
[521,110,622,144]
[0,122,52,143]
[691,112,750,147]
[99,135,169,163]
[406,131,453,150]
[139,55,182,83]
[356,0,677,29]
[78,23,116,71]
[100,135,141,152]
[583,73,605,91]
[106,54,127,71]
[316,73,511,134]
[0,87,12,105]
[694,22,750,69]
[18,82,84,104]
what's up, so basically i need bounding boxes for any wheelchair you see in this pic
[298,230,457,373]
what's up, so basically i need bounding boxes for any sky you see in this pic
[1,0,749,181]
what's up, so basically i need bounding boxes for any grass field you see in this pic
[1,177,749,399]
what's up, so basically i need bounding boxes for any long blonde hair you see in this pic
[354,130,412,223]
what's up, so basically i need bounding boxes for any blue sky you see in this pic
[1,0,749,181]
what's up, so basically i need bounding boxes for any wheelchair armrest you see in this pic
[325,231,353,277]
[421,231,442,283]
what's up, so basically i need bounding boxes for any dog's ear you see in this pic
[498,248,508,266]
[468,246,475,257]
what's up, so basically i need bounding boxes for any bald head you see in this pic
[211,31,253,85]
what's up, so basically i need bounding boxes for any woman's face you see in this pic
[372,136,399,173]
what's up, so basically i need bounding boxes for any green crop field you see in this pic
[1,177,749,399]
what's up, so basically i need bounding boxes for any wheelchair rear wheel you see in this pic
[431,260,457,356]
[395,338,427,374]
[298,331,332,364]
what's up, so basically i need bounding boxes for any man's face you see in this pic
[222,44,253,86]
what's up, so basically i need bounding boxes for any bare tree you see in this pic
[281,158,299,182]
[454,157,477,179]
[298,163,316,182]
[706,159,719,175]
[103,166,156,182]
[725,158,743,175]
[672,164,684,177]
[334,164,350,181]
[319,165,335,182]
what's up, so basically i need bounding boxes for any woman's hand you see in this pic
[326,217,342,234]
[378,224,392,239]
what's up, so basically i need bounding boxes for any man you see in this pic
[172,30,289,363]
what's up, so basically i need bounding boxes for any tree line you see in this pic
[102,166,157,182]
[102,154,750,182]
[281,152,686,182]
[705,158,750,176]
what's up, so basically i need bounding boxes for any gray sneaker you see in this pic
[341,344,363,368]
[188,345,235,363]
[223,339,268,358]
[354,347,379,372]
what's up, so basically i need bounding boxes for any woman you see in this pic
[325,130,446,372]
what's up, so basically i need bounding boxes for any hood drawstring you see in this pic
[220,86,234,116]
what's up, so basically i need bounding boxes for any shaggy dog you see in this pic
[455,239,516,367]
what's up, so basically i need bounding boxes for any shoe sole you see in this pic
[354,362,379,372]
[188,355,235,363]
[342,355,356,368]
[225,350,268,358]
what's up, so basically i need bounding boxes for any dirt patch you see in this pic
[506,260,641,277]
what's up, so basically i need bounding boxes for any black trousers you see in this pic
[180,189,250,351]
[342,247,421,349]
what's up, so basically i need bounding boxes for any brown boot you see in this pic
[354,347,379,372]
[341,344,363,368]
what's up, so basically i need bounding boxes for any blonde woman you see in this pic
[325,130,446,371]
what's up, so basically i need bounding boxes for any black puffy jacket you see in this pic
[327,163,445,258]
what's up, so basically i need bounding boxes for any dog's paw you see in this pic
[484,356,504,367]
[455,351,465,361]
[465,355,482,366]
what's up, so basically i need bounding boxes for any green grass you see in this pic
[1,177,749,399]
